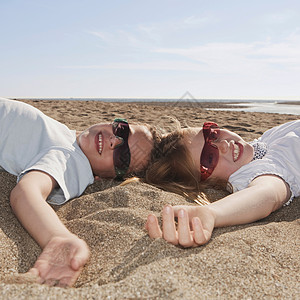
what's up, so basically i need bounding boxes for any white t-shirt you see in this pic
[0,97,94,205]
[228,120,300,205]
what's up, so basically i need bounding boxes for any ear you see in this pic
[94,175,101,181]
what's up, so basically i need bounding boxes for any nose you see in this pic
[110,135,124,149]
[213,139,231,154]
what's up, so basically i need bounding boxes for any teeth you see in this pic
[98,133,103,154]
[233,144,240,161]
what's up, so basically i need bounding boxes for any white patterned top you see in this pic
[229,120,300,205]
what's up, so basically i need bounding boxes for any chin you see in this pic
[96,171,114,178]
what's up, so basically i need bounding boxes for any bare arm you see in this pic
[210,175,290,227]
[10,171,71,247]
[10,171,90,286]
[146,175,290,247]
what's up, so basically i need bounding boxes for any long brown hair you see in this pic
[142,126,211,205]
[123,122,227,205]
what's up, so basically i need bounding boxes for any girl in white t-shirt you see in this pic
[145,120,299,248]
[0,98,155,287]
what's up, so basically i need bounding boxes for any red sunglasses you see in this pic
[112,118,131,180]
[200,122,220,181]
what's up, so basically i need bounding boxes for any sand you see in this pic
[0,99,299,299]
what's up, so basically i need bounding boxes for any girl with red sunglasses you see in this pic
[145,120,299,248]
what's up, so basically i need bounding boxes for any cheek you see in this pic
[93,160,115,178]
[78,136,88,154]
[213,159,238,180]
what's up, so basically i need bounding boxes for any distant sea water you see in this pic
[28,98,300,115]
[207,101,300,115]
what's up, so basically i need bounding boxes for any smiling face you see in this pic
[76,122,153,178]
[183,126,254,181]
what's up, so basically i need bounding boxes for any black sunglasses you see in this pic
[112,118,131,180]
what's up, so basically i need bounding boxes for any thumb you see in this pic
[146,214,162,239]
[71,257,83,271]
[70,242,90,271]
[27,267,40,277]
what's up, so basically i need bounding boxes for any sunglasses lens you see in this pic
[200,122,220,180]
[113,146,130,171]
[201,144,219,168]
[203,122,219,140]
[113,119,129,139]
[112,119,131,179]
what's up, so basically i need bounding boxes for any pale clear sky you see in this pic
[1,0,300,100]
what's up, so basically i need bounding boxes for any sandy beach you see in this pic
[0,99,299,299]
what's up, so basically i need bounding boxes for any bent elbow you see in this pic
[260,208,273,220]
[10,186,22,213]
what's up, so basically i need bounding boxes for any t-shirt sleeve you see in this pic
[17,148,94,205]
[228,159,297,206]
[229,124,300,206]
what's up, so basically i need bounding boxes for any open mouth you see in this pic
[233,142,242,162]
[97,132,103,154]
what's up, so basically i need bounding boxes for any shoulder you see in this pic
[13,170,57,199]
[249,175,291,207]
[0,98,47,124]
[0,98,38,111]
[261,120,300,142]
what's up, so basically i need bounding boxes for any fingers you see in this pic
[147,206,198,247]
[27,267,39,277]
[191,217,206,245]
[28,262,49,285]
[192,217,212,245]
[146,214,162,238]
[27,267,43,284]
[176,209,194,247]
[44,278,60,286]
[56,276,75,288]
[162,206,178,244]
[146,206,179,245]
[30,265,79,287]
[43,277,74,287]
[27,236,91,288]
[164,207,212,247]
[147,205,213,248]
[28,267,71,287]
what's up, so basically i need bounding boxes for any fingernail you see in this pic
[178,209,185,217]
[164,205,171,213]
[148,214,155,223]
[193,217,200,226]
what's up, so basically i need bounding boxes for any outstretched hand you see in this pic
[146,205,215,248]
[27,235,90,287]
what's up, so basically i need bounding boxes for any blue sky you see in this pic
[1,0,300,99]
